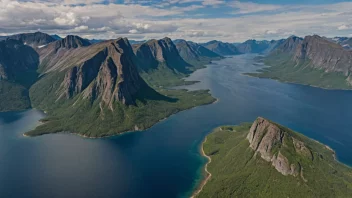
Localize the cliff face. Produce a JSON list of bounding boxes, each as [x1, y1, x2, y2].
[[133, 37, 190, 73], [60, 38, 142, 106], [293, 35, 352, 76], [175, 39, 222, 65], [247, 117, 313, 177], [8, 32, 56, 48], [201, 40, 240, 56]]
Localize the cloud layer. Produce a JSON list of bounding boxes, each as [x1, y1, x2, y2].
[[0, 0, 351, 42]]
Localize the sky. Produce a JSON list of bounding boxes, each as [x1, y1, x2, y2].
[[0, 0, 351, 42]]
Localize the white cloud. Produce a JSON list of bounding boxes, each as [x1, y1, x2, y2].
[[338, 24, 351, 30], [1, 0, 352, 42]]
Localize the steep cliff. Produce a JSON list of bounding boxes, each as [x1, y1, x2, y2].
[[0, 39, 39, 111], [175, 39, 223, 66], [198, 118, 352, 197], [201, 40, 241, 56], [247, 117, 313, 176]]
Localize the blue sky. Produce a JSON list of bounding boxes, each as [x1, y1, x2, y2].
[[1, 0, 352, 42]]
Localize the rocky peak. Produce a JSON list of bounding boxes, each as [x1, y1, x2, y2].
[[8, 32, 56, 47], [55, 35, 91, 50], [133, 38, 189, 73], [247, 117, 313, 178], [275, 35, 303, 54], [59, 37, 143, 107], [293, 35, 352, 76]]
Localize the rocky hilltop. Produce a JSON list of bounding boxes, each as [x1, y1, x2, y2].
[[201, 40, 240, 56], [197, 118, 352, 197], [247, 117, 312, 177], [8, 32, 56, 48], [0, 39, 39, 111], [175, 39, 223, 66]]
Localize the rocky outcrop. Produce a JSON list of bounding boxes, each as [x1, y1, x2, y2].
[[247, 117, 312, 178], [8, 32, 56, 48], [133, 37, 190, 73], [201, 40, 241, 56]]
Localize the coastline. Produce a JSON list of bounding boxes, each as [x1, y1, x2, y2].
[[191, 137, 212, 198], [23, 96, 219, 139]]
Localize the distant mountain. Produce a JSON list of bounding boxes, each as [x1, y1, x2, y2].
[[201, 40, 241, 56], [0, 39, 39, 111], [331, 37, 352, 50], [175, 39, 223, 66], [51, 34, 62, 40], [133, 37, 193, 87], [197, 117, 352, 197], [248, 35, 352, 89], [236, 39, 285, 54], [89, 39, 105, 44], [8, 32, 56, 48], [0, 36, 7, 41]]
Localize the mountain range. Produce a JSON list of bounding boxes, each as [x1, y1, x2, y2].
[[2, 31, 352, 136], [0, 32, 218, 137]]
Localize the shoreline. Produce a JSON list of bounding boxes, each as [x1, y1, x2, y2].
[[191, 137, 212, 198], [23, 97, 219, 139]]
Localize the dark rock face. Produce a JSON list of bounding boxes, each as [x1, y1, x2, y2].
[[201, 40, 241, 56], [175, 39, 222, 63], [293, 35, 352, 75], [133, 37, 190, 73], [8, 32, 56, 48], [0, 39, 39, 85], [55, 35, 91, 50], [57, 38, 143, 106], [247, 117, 313, 177]]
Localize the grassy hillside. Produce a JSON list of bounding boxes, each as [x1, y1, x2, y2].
[[0, 81, 31, 111], [246, 54, 351, 89], [196, 121, 352, 198]]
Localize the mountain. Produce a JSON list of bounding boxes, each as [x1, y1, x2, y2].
[[133, 37, 193, 87], [0, 39, 39, 111], [201, 40, 241, 56], [89, 39, 106, 44], [195, 117, 352, 197], [247, 35, 352, 89], [233, 39, 285, 54], [0, 36, 7, 41], [331, 37, 352, 50], [175, 39, 223, 67], [51, 34, 62, 40], [129, 40, 146, 45], [236, 39, 270, 53], [26, 36, 215, 137], [8, 32, 56, 48]]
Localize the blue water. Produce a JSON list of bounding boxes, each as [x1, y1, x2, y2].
[[1, 54, 352, 198]]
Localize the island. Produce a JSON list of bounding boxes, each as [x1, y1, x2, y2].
[[194, 117, 352, 197]]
